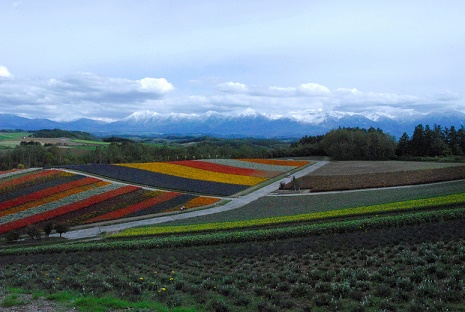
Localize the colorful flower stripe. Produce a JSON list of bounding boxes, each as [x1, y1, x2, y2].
[[184, 196, 220, 208], [0, 185, 139, 234], [128, 194, 196, 218], [161, 196, 220, 213], [240, 159, 310, 167], [0, 182, 120, 224], [0, 168, 39, 180], [0, 174, 83, 202], [0, 170, 66, 194], [0, 181, 109, 218], [202, 159, 299, 172], [117, 162, 266, 186], [168, 160, 278, 178], [63, 164, 249, 196], [43, 189, 152, 227], [1, 176, 100, 211], [85, 191, 181, 223]]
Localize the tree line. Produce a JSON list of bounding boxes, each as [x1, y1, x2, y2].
[[1, 124, 464, 170], [290, 125, 465, 160]]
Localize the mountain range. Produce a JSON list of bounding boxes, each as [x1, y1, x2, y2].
[[1, 109, 464, 139]]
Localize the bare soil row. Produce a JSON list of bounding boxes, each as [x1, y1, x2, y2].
[[286, 165, 465, 192]]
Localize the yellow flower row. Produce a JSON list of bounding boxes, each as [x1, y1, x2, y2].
[[111, 192, 465, 238], [117, 162, 266, 186]]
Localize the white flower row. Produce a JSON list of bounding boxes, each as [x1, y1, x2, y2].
[[0, 168, 40, 180]]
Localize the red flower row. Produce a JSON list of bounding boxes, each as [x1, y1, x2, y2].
[[0, 185, 139, 234], [85, 191, 181, 223], [0, 170, 63, 193], [168, 160, 277, 178], [1, 177, 100, 211]]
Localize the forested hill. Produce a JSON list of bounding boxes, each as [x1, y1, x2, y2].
[[31, 129, 97, 141]]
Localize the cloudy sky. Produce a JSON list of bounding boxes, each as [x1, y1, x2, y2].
[[1, 0, 464, 121]]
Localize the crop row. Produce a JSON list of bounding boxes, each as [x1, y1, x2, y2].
[[1, 176, 100, 210], [203, 159, 309, 172], [167, 160, 279, 178], [111, 192, 465, 238], [62, 164, 249, 196], [2, 207, 465, 255], [0, 183, 123, 225], [0, 168, 39, 180], [118, 162, 266, 186], [0, 170, 69, 195], [1, 174, 87, 202], [293, 165, 465, 192], [0, 169, 222, 233], [0, 181, 109, 219], [240, 158, 310, 167]]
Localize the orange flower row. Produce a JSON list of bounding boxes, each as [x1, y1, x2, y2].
[[184, 196, 220, 208], [0, 181, 109, 218]]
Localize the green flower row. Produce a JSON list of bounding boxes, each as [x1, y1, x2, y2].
[[2, 207, 465, 256], [111, 192, 465, 238]]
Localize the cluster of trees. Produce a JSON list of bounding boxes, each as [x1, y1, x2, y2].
[[4, 223, 69, 243], [290, 127, 396, 160], [397, 125, 465, 157], [291, 125, 465, 160]]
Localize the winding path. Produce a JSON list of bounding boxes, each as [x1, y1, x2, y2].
[[57, 160, 330, 240]]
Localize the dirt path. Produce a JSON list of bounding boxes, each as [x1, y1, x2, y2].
[[56, 161, 330, 240]]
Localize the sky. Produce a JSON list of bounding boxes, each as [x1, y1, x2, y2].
[[1, 0, 464, 122]]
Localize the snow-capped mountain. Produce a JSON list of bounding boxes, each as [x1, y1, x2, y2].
[[1, 109, 464, 138]]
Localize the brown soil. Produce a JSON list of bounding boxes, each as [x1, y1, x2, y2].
[[285, 161, 465, 192], [307, 160, 464, 176]]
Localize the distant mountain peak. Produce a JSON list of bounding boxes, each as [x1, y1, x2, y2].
[[1, 109, 464, 138]]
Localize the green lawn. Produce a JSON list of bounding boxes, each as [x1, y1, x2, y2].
[[70, 139, 110, 145], [0, 132, 31, 141]]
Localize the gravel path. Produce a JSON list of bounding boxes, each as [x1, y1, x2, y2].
[[56, 161, 329, 240]]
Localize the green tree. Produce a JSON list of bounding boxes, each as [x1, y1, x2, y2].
[[54, 223, 69, 238]]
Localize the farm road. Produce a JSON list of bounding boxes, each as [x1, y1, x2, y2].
[[57, 160, 330, 240]]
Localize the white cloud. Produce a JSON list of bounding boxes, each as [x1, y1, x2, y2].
[[0, 65, 11, 78], [0, 72, 463, 122], [139, 77, 174, 93], [216, 81, 248, 93], [298, 83, 331, 96], [0, 72, 175, 121]]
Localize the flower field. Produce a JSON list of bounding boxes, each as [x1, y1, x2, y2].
[[63, 159, 309, 196], [0, 169, 220, 235], [110, 192, 465, 238]]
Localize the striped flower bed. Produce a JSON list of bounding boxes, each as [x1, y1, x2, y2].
[[0, 169, 222, 234], [62, 164, 249, 196], [0, 170, 68, 195], [0, 168, 40, 180], [63, 159, 309, 196], [168, 160, 279, 178], [117, 162, 266, 186]]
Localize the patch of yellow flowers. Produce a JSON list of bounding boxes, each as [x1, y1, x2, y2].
[[118, 162, 266, 186]]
